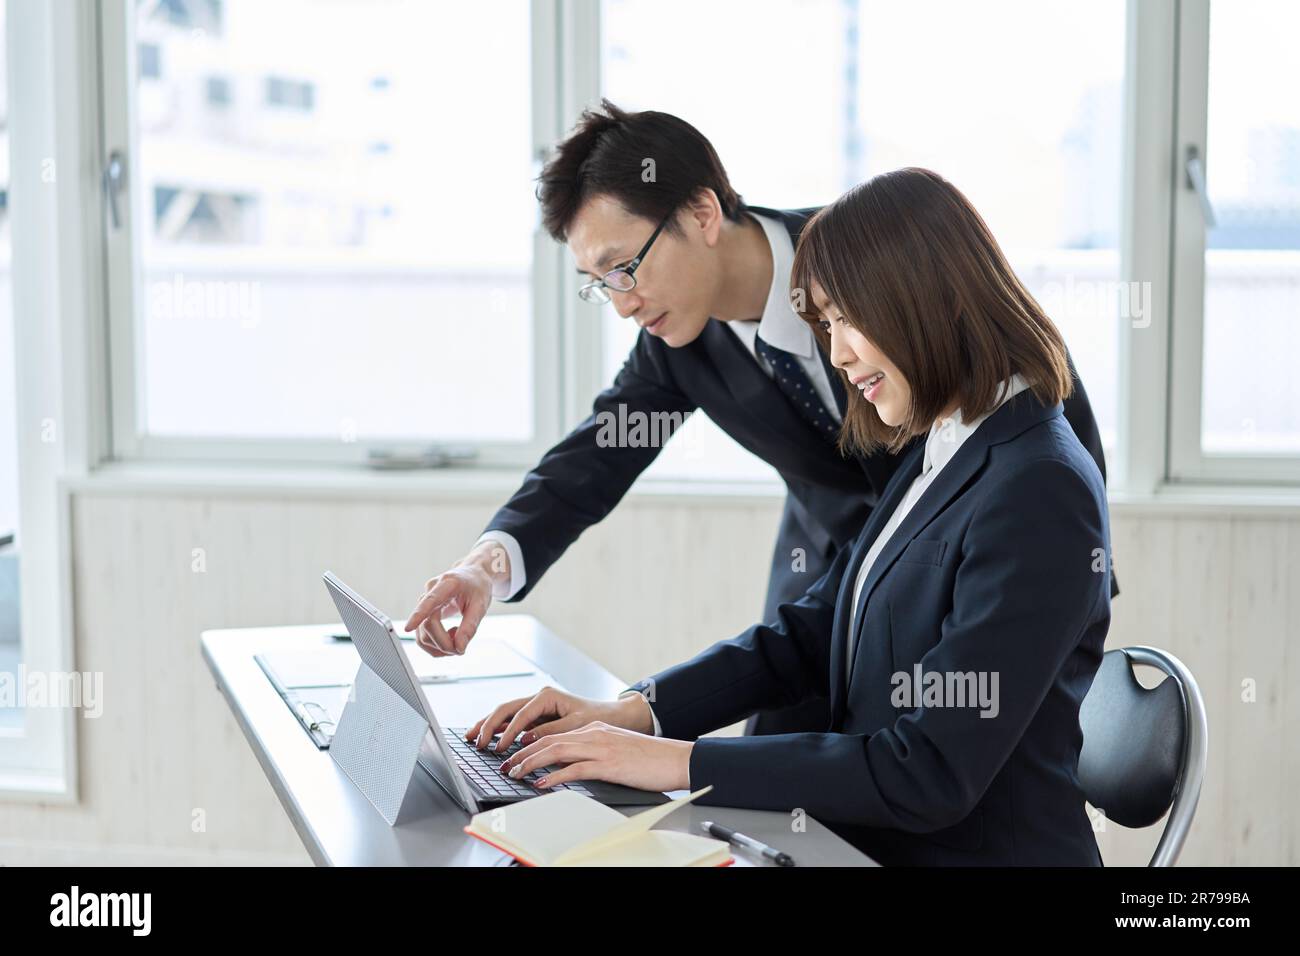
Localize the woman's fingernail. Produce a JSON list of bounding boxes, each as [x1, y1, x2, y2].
[[508, 765, 524, 779], [521, 732, 535, 744], [536, 776, 550, 788]]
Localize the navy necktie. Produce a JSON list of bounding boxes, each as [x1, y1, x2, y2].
[[753, 334, 840, 441]]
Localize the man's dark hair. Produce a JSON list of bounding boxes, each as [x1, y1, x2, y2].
[[537, 98, 746, 242]]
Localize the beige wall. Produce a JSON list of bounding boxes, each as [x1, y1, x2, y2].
[[0, 486, 1295, 866]]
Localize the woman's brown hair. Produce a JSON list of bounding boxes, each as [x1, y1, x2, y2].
[[791, 167, 1072, 455]]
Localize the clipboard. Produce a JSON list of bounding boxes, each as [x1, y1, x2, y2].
[[255, 655, 350, 748]]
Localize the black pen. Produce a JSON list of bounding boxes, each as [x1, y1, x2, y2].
[[701, 821, 796, 867]]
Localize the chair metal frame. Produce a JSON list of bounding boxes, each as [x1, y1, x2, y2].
[[1103, 646, 1209, 867]]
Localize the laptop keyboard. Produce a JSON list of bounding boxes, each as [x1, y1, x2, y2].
[[444, 728, 593, 799]]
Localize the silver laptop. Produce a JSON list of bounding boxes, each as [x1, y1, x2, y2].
[[322, 571, 668, 813]]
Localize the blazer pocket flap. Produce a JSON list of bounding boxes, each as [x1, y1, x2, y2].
[[898, 538, 948, 566]]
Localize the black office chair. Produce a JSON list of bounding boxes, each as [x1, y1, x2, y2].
[[1077, 646, 1208, 866]]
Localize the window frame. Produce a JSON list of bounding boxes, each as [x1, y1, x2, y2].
[[0, 0, 106, 798], [1166, 0, 1300, 485], [97, 0, 568, 469]]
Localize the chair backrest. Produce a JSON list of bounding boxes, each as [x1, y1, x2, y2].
[[1077, 646, 1208, 866]]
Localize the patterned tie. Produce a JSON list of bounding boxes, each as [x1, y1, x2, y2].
[[754, 334, 841, 441]]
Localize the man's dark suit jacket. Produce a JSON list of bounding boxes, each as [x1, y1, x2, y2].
[[484, 204, 1116, 734], [630, 390, 1112, 866]]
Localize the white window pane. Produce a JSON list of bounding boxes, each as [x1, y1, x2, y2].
[[602, 0, 1123, 481], [134, 0, 535, 443], [1201, 0, 1300, 455]]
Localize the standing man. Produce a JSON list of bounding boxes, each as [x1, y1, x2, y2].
[[405, 100, 1114, 737]]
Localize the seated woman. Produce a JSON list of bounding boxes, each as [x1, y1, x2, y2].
[[465, 168, 1113, 866]]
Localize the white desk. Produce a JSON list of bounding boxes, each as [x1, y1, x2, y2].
[[201, 615, 877, 867]]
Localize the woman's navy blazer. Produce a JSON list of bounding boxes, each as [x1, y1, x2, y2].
[[630, 388, 1112, 866]]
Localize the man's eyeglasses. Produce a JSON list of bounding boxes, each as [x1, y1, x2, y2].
[[577, 213, 672, 304]]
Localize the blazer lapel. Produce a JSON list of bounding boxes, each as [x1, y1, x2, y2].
[[841, 392, 1066, 694], [704, 319, 838, 459], [704, 204, 839, 455], [841, 438, 989, 693], [829, 443, 924, 721], [707, 318, 771, 410]]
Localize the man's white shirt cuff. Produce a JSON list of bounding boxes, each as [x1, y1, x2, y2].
[[474, 531, 525, 601]]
